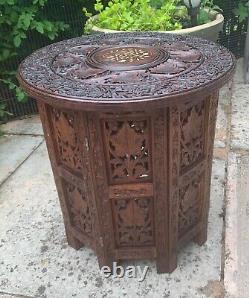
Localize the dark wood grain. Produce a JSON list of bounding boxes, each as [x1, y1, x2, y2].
[[18, 33, 235, 273]]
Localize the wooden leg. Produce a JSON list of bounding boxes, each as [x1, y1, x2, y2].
[[156, 258, 168, 274], [65, 227, 83, 250], [153, 107, 180, 274], [194, 94, 218, 247], [156, 252, 177, 274], [97, 255, 114, 272], [167, 253, 178, 273], [38, 102, 84, 251], [194, 226, 208, 246]]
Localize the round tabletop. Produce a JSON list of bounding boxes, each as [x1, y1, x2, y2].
[[18, 32, 235, 111]]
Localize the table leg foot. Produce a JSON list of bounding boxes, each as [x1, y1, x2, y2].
[[156, 253, 177, 273], [194, 228, 208, 246], [65, 229, 83, 250], [98, 256, 115, 273]]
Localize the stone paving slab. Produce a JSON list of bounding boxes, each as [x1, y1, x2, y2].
[[225, 154, 249, 298], [231, 84, 249, 150], [0, 135, 43, 185], [213, 81, 232, 161], [215, 102, 229, 150], [224, 153, 239, 298], [233, 59, 244, 85], [0, 142, 225, 298], [1, 116, 43, 136], [0, 293, 33, 298], [223, 59, 249, 298]]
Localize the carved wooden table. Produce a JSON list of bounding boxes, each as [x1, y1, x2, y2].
[[17, 32, 235, 273]]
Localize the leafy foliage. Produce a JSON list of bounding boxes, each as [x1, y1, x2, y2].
[[213, 0, 249, 23], [0, 0, 69, 103], [233, 1, 249, 23], [197, 0, 222, 25], [211, 0, 248, 57], [83, 0, 187, 32], [0, 101, 11, 124]]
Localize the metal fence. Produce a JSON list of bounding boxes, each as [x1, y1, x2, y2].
[[218, 0, 248, 57], [0, 0, 248, 122]]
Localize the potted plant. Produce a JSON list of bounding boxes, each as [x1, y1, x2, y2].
[[83, 0, 224, 42]]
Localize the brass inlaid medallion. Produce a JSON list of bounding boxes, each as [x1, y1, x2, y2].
[[102, 47, 150, 63], [86, 45, 169, 71]]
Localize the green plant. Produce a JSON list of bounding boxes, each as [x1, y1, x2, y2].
[[0, 102, 11, 126], [149, 0, 166, 8], [83, 0, 186, 33], [233, 1, 249, 23], [0, 0, 69, 103], [197, 0, 222, 25]]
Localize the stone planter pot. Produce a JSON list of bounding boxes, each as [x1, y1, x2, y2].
[[89, 10, 224, 42]]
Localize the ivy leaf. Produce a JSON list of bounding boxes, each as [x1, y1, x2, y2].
[[13, 35, 21, 47], [47, 32, 56, 40], [33, 0, 46, 6], [18, 12, 34, 30], [0, 0, 15, 4], [233, 3, 249, 23], [0, 103, 9, 118], [8, 81, 16, 90], [15, 87, 27, 102], [35, 22, 44, 33], [0, 49, 10, 61], [43, 20, 53, 31]]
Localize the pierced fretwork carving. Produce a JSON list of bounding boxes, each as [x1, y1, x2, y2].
[[180, 101, 205, 172], [102, 47, 151, 63], [65, 182, 92, 236], [178, 174, 203, 237], [112, 197, 154, 247], [103, 118, 151, 184], [50, 108, 82, 172]]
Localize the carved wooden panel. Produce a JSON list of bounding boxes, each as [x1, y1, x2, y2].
[[180, 101, 206, 172], [65, 181, 93, 237], [102, 117, 151, 184], [196, 93, 219, 244], [178, 174, 203, 238], [87, 114, 116, 268], [112, 197, 154, 247], [50, 108, 82, 172], [168, 106, 180, 269]]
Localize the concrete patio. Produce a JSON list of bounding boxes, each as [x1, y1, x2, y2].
[[0, 59, 248, 298]]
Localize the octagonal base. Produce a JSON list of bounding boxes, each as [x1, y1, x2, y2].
[[37, 91, 218, 273]]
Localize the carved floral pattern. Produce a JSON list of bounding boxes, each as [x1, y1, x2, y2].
[[112, 197, 154, 247], [180, 102, 205, 172], [178, 175, 202, 237], [19, 32, 235, 100], [169, 106, 180, 253], [50, 108, 82, 172], [103, 118, 151, 184], [51, 43, 202, 83], [65, 182, 92, 236]]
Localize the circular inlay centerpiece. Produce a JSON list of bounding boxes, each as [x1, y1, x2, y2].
[[86, 45, 169, 71]]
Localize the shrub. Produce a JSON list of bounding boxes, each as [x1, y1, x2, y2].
[[0, 0, 69, 105], [83, 0, 187, 33]]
